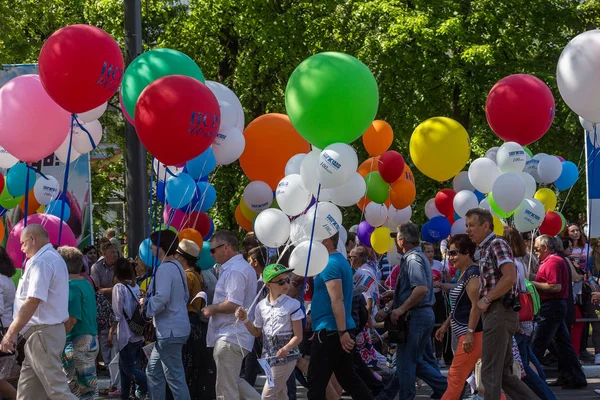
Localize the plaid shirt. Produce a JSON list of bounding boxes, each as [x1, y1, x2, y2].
[[476, 233, 517, 298]]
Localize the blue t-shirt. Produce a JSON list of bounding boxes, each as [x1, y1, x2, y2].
[[311, 252, 356, 332], [393, 247, 435, 309]]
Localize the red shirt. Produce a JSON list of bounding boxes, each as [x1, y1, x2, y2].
[[535, 254, 569, 301]]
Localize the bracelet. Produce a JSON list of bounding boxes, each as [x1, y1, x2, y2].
[[241, 318, 249, 324]]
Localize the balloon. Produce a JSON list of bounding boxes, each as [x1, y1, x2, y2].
[[329, 172, 366, 207], [0, 75, 70, 162], [554, 161, 578, 191], [524, 159, 541, 183], [78, 102, 108, 123], [557, 30, 600, 123], [371, 227, 394, 254], [205, 81, 245, 133], [468, 158, 500, 194], [254, 209, 291, 248], [204, 218, 214, 241], [197, 242, 216, 270], [492, 215, 505, 236], [357, 156, 380, 178], [363, 120, 393, 157], [513, 198, 545, 233], [33, 176, 60, 206], [537, 155, 563, 184], [285, 52, 379, 149], [165, 206, 211, 235], [191, 181, 217, 212], [422, 216, 451, 243], [19, 190, 41, 215], [217, 100, 238, 131], [453, 190, 479, 218], [289, 215, 309, 245], [240, 200, 258, 222], [285, 154, 307, 176], [534, 188, 557, 212], [365, 172, 389, 204], [487, 193, 514, 219], [425, 198, 443, 219], [304, 202, 342, 240], [139, 238, 161, 267], [518, 172, 537, 200], [235, 205, 254, 231], [357, 221, 375, 248], [300, 150, 322, 196], [276, 174, 312, 216], [39, 25, 124, 113], [156, 181, 166, 204], [55, 135, 81, 165], [485, 74, 555, 145], [289, 240, 329, 277], [165, 173, 196, 209], [434, 189, 456, 217], [539, 211, 563, 236], [318, 143, 358, 188], [7, 164, 36, 198], [72, 119, 102, 154], [365, 202, 388, 227], [135, 76, 220, 166], [178, 228, 203, 248], [186, 148, 216, 180], [451, 219, 467, 236], [212, 127, 245, 166], [453, 171, 475, 192], [240, 114, 311, 190], [496, 142, 526, 173], [243, 181, 274, 212], [410, 117, 470, 182], [579, 116, 595, 132], [389, 179, 415, 210], [45, 199, 71, 221], [0, 147, 18, 169], [388, 205, 412, 229], [379, 151, 405, 184], [492, 173, 525, 213], [485, 147, 500, 163], [0, 187, 22, 210], [119, 90, 135, 126], [555, 210, 567, 232]]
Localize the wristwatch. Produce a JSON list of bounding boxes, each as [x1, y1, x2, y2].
[[384, 306, 390, 313], [338, 330, 348, 337], [483, 296, 491, 305], [467, 328, 475, 333]]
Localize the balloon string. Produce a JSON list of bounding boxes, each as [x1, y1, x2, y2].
[[58, 115, 75, 246], [191, 165, 221, 231], [73, 115, 97, 151], [165, 167, 177, 177], [23, 164, 30, 227], [148, 156, 155, 237], [301, 184, 321, 302]]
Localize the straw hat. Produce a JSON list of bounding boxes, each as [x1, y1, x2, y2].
[[176, 239, 200, 261]]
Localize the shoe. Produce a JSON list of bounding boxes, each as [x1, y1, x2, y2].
[[562, 381, 588, 389], [595, 354, 600, 365], [594, 388, 600, 395], [580, 350, 595, 361], [548, 378, 570, 387], [108, 389, 121, 397]]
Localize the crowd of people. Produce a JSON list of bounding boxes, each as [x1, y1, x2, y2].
[[0, 207, 598, 399]]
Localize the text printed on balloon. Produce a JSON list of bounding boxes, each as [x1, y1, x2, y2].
[[96, 62, 123, 92]]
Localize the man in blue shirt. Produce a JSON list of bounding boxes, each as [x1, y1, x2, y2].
[[307, 231, 373, 400]]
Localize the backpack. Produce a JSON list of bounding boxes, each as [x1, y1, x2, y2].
[[122, 284, 152, 336], [525, 279, 540, 316]]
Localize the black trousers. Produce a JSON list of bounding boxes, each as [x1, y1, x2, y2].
[[307, 330, 374, 400]]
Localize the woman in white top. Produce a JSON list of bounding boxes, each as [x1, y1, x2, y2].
[[0, 248, 16, 399], [565, 223, 591, 269]]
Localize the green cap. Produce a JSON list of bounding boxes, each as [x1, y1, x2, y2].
[[262, 263, 294, 283]]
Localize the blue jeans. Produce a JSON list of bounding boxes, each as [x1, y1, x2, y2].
[[147, 335, 190, 400], [119, 340, 147, 400], [515, 333, 556, 400]]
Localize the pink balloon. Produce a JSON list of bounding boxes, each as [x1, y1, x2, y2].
[[0, 75, 71, 162], [163, 205, 187, 231], [556, 155, 565, 162], [6, 214, 77, 268], [119, 90, 135, 126]]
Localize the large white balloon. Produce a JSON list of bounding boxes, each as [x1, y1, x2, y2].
[[290, 215, 309, 244], [212, 126, 245, 165], [485, 146, 500, 163], [518, 172, 537, 200], [479, 198, 491, 211], [300, 150, 321, 196], [289, 240, 329, 277], [452, 171, 475, 192], [451, 219, 467, 236], [425, 198, 443, 219], [337, 226, 348, 258], [317, 143, 358, 188], [388, 205, 412, 229], [285, 153, 307, 176], [72, 119, 102, 154], [276, 174, 312, 216], [33, 175, 59, 205], [496, 142, 526, 173], [453, 190, 479, 218], [524, 159, 540, 183], [218, 100, 238, 130], [513, 198, 545, 233], [365, 202, 388, 227], [0, 146, 18, 169], [243, 181, 273, 212], [329, 172, 366, 207], [78, 102, 108, 123], [556, 30, 600, 123], [468, 158, 500, 194], [304, 201, 342, 240], [537, 155, 563, 184], [387, 243, 402, 265], [492, 173, 525, 213], [579, 116, 595, 132], [205, 81, 245, 131], [254, 209, 291, 248], [55, 136, 81, 164]]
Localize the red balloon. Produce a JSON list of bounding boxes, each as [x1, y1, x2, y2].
[[485, 74, 555, 146], [435, 189, 456, 217], [39, 24, 124, 113], [135, 76, 220, 166], [539, 211, 562, 236], [182, 212, 212, 237], [0, 173, 5, 197], [379, 151, 405, 184]]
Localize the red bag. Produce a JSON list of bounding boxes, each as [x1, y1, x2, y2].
[[518, 291, 535, 322]]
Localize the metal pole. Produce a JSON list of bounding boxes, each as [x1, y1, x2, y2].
[[124, 0, 147, 258]]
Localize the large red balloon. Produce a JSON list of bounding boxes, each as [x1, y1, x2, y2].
[[39, 24, 124, 113], [485, 74, 555, 146], [379, 151, 405, 184], [163, 205, 211, 237], [435, 189, 456, 217], [539, 211, 562, 236], [135, 76, 220, 166]]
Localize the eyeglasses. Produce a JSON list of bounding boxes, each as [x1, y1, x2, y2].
[[448, 250, 460, 257], [271, 277, 291, 286], [210, 243, 226, 254]]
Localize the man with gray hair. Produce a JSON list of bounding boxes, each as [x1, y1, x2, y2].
[[0, 224, 75, 399]]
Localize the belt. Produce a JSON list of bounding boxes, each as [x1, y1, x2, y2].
[[23, 323, 62, 340]]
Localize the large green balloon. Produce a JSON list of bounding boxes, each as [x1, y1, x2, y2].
[[0, 187, 22, 209], [285, 52, 379, 149], [121, 48, 205, 119], [365, 172, 389, 204]]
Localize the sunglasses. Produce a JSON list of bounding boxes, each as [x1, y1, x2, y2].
[[210, 243, 226, 254], [271, 277, 291, 286], [448, 250, 461, 257]]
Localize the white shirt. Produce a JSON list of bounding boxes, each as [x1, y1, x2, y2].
[[112, 283, 143, 351], [254, 294, 304, 337], [356, 264, 379, 303], [207, 254, 258, 351], [0, 274, 15, 327], [14, 244, 69, 333]]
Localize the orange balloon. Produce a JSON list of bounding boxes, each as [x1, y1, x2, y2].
[[239, 114, 311, 190], [235, 205, 254, 231], [401, 164, 415, 184], [390, 179, 416, 210], [362, 120, 394, 157], [357, 156, 380, 178], [356, 193, 391, 211], [178, 228, 203, 248], [19, 190, 41, 215], [0, 219, 4, 243]]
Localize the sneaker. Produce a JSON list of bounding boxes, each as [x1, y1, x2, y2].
[[438, 358, 446, 368], [580, 350, 595, 361], [595, 354, 600, 365], [108, 389, 121, 398]]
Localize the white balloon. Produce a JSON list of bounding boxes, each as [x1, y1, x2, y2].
[[524, 159, 541, 182], [537, 155, 563, 184], [300, 150, 321, 196], [218, 100, 238, 130], [485, 146, 500, 163], [289, 240, 329, 277], [387, 242, 402, 265], [304, 201, 342, 240], [365, 202, 388, 227], [152, 159, 184, 180], [451, 219, 467, 236], [77, 102, 108, 123], [468, 158, 500, 194], [0, 146, 19, 169], [254, 209, 291, 248], [496, 142, 526, 173], [492, 173, 525, 213], [518, 172, 537, 199], [329, 172, 366, 207], [388, 205, 412, 229], [33, 175, 60, 205], [72, 120, 103, 154], [243, 181, 273, 212], [425, 198, 443, 219], [579, 116, 595, 132], [55, 136, 81, 164], [479, 198, 491, 211], [317, 143, 358, 188], [319, 188, 332, 202], [276, 174, 312, 217], [205, 81, 245, 131], [452, 171, 475, 192], [285, 154, 307, 176], [337, 226, 348, 258], [290, 215, 310, 245], [513, 198, 545, 233], [349, 224, 358, 233], [212, 126, 245, 165], [453, 190, 479, 218]]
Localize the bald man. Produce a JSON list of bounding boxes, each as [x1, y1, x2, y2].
[[0, 224, 75, 399]]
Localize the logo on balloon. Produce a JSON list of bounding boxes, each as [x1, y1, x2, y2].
[[427, 228, 442, 240], [320, 151, 342, 174], [508, 150, 525, 162], [326, 214, 340, 231], [523, 209, 541, 223], [96, 62, 123, 92], [188, 111, 220, 139]]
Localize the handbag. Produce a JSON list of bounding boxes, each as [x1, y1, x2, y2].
[[123, 284, 152, 336], [384, 311, 410, 344], [518, 291, 535, 322]]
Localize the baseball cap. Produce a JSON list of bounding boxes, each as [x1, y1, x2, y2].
[[263, 263, 294, 283]]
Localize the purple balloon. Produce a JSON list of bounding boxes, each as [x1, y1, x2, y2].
[[555, 155, 565, 162], [357, 221, 375, 248]]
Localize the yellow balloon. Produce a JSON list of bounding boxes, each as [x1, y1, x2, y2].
[[534, 188, 557, 212], [492, 215, 504, 236], [240, 199, 258, 221], [370, 226, 394, 255], [410, 117, 470, 182]]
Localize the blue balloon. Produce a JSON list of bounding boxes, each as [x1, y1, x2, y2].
[[423, 216, 451, 243], [156, 181, 166, 204], [191, 182, 216, 212], [421, 222, 436, 243], [45, 199, 71, 221], [139, 238, 161, 267], [473, 190, 485, 202], [165, 173, 196, 208], [186, 148, 216, 180], [197, 241, 216, 270], [554, 161, 578, 191], [203, 218, 215, 241], [7, 163, 36, 197]]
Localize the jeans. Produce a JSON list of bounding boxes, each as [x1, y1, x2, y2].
[[514, 333, 556, 400], [147, 335, 191, 400], [119, 341, 147, 400]]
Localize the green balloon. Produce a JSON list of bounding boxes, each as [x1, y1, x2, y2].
[[0, 187, 22, 209], [555, 210, 566, 232], [121, 48, 205, 119], [11, 268, 22, 289], [158, 223, 179, 234], [365, 172, 389, 204], [488, 193, 514, 219], [285, 52, 379, 149], [523, 146, 533, 158]]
